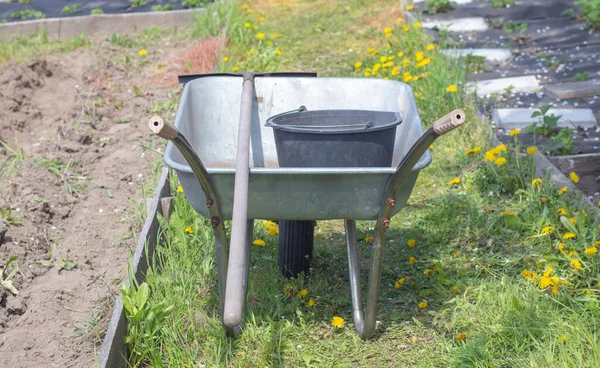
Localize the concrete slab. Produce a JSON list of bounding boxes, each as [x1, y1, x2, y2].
[[544, 81, 600, 99], [468, 75, 540, 97], [492, 108, 598, 129], [422, 17, 487, 32], [440, 48, 512, 63], [0, 9, 202, 40]]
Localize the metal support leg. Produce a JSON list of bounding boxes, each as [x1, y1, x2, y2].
[[345, 219, 386, 339]]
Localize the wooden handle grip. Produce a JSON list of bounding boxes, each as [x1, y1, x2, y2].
[[432, 109, 466, 135], [148, 116, 178, 140]]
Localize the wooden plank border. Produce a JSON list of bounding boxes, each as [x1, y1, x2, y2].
[[98, 168, 172, 368]]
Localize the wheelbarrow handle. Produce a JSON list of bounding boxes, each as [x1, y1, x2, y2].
[[148, 115, 229, 316], [348, 109, 466, 340]]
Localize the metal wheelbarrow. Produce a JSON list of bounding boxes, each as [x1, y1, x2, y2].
[[148, 73, 465, 339]]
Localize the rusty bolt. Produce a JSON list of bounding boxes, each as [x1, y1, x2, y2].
[[210, 216, 220, 228], [206, 198, 214, 208], [388, 198, 396, 207], [383, 218, 390, 228]]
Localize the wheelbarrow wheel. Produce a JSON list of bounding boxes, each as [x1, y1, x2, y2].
[[278, 220, 315, 278]]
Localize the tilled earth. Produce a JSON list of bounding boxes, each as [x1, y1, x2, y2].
[[0, 35, 221, 367]]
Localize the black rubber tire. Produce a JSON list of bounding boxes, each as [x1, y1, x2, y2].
[[278, 220, 315, 278]]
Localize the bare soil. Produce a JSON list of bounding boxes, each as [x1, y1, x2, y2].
[[0, 36, 221, 367]]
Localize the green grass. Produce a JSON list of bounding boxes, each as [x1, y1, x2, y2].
[[121, 1, 600, 366], [0, 27, 89, 64]]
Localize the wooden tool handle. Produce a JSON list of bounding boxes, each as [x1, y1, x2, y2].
[[148, 116, 178, 140], [432, 109, 466, 135]]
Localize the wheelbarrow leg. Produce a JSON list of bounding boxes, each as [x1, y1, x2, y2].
[[345, 219, 386, 338]]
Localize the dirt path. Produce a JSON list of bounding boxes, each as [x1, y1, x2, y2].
[[0, 35, 221, 367]]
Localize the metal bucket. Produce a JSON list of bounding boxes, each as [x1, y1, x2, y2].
[[266, 108, 402, 167]]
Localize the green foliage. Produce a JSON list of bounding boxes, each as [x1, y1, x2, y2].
[[151, 4, 174, 11], [535, 51, 548, 59], [525, 105, 561, 136], [91, 8, 104, 15], [62, 4, 80, 14], [0, 135, 25, 179], [490, 0, 515, 8], [129, 0, 147, 7], [182, 0, 208, 8], [0, 207, 22, 226], [107, 33, 134, 47], [574, 71, 589, 82], [0, 27, 89, 64], [33, 158, 90, 196], [424, 0, 454, 14], [575, 0, 600, 30], [121, 273, 174, 366], [503, 21, 528, 33], [548, 128, 576, 156], [10, 10, 45, 20], [1, 256, 19, 296]]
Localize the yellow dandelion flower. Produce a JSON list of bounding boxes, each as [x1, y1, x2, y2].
[[412, 76, 419, 81], [485, 151, 497, 162], [449, 177, 461, 185], [418, 301, 428, 309], [256, 32, 265, 39], [395, 278, 405, 288], [494, 157, 507, 166], [522, 269, 532, 278], [397, 17, 404, 23], [185, 226, 193, 234], [541, 226, 553, 234], [407, 239, 416, 248], [247, 9, 254, 13], [409, 257, 417, 265], [403, 72, 412, 82], [368, 47, 376, 53], [558, 242, 565, 250], [365, 236, 373, 243], [244, 22, 251, 28], [354, 61, 362, 69], [232, 66, 240, 72], [298, 289, 308, 298], [557, 207, 567, 215], [456, 332, 467, 342], [560, 334, 567, 342], [397, 51, 404, 57], [584, 247, 598, 255], [527, 146, 538, 155], [500, 211, 517, 217], [509, 129, 520, 136], [139, 49, 148, 56], [307, 298, 315, 307], [332, 316, 345, 328], [569, 172, 580, 183], [406, 5, 414, 10], [267, 225, 279, 236], [451, 285, 458, 292], [384, 27, 392, 34], [275, 49, 282, 56], [570, 217, 577, 224], [427, 44, 435, 51], [263, 220, 276, 228], [222, 56, 229, 62], [416, 51, 424, 61], [571, 259, 581, 270], [563, 232, 576, 240], [414, 22, 422, 28], [258, 16, 265, 21], [532, 178, 543, 187], [446, 85, 458, 92], [466, 147, 481, 155], [252, 239, 266, 246], [176, 184, 183, 193], [424, 269, 432, 275]]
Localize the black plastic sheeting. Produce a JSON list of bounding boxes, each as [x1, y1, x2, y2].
[[0, 0, 208, 23]]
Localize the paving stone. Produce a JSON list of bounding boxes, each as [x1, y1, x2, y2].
[[544, 81, 600, 99], [467, 75, 540, 97], [492, 108, 598, 129], [422, 17, 488, 32], [440, 48, 512, 63]]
